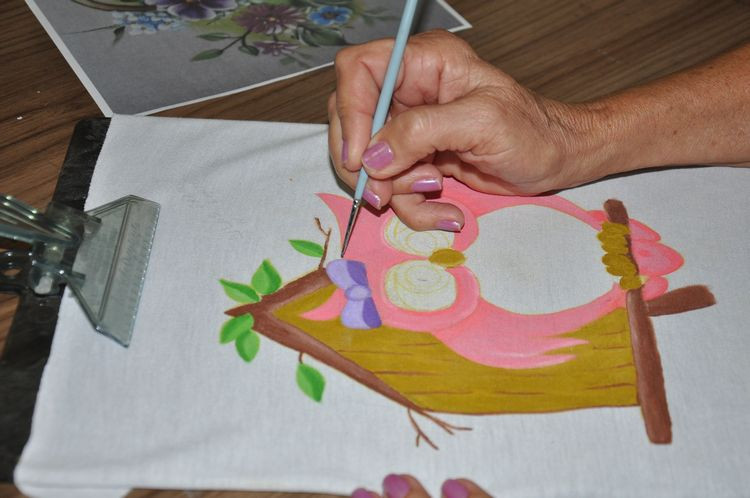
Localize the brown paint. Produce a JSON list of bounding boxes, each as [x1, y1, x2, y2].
[[605, 199, 672, 444], [225, 269, 461, 437], [646, 285, 716, 316]]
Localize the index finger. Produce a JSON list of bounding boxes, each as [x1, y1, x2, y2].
[[334, 39, 397, 172]]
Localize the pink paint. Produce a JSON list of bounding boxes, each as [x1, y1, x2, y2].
[[303, 179, 683, 369]]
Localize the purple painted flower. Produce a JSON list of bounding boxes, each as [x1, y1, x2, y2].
[[254, 40, 296, 56], [235, 4, 305, 35], [144, 0, 237, 21]]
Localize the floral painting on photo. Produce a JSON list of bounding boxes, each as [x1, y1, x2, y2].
[[28, 0, 467, 114], [73, 0, 403, 67]]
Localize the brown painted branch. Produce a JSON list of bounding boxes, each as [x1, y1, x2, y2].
[[604, 199, 671, 444], [646, 285, 716, 316], [314, 217, 331, 270], [225, 268, 435, 421]]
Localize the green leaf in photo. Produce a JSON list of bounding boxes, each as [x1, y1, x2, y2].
[[192, 49, 224, 61], [219, 279, 260, 303], [296, 363, 326, 402], [235, 330, 260, 363], [289, 239, 324, 258], [220, 314, 254, 344], [301, 27, 347, 47], [239, 45, 259, 55], [198, 32, 232, 41], [251, 260, 282, 295]]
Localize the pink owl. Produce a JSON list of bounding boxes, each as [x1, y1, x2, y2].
[[303, 179, 683, 370]]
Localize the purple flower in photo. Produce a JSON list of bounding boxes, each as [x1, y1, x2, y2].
[[254, 41, 296, 56], [144, 0, 237, 21], [235, 4, 305, 35]]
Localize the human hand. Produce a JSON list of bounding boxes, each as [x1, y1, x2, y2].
[[352, 473, 491, 498], [328, 30, 606, 231]]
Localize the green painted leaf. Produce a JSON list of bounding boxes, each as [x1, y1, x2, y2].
[[289, 239, 324, 258], [220, 314, 253, 344], [251, 260, 282, 295], [235, 330, 260, 363], [296, 363, 326, 402], [239, 45, 259, 55], [219, 279, 260, 303], [198, 32, 232, 41], [301, 27, 347, 47], [192, 49, 223, 61]]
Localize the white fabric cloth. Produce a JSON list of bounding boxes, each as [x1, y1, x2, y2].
[[15, 115, 750, 496]]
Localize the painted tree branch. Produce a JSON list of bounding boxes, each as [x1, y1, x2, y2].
[[225, 268, 460, 441], [604, 199, 672, 444], [646, 285, 715, 316]]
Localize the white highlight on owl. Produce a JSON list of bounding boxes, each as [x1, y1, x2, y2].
[[384, 216, 454, 256], [385, 260, 457, 311], [383, 217, 458, 311]]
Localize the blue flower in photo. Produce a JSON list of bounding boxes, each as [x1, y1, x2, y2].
[[308, 6, 352, 26], [112, 11, 184, 34]]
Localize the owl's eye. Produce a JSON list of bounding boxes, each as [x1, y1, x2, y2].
[[383, 216, 454, 256], [384, 260, 457, 311]]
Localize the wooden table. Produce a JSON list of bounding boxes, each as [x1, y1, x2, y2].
[[1, 0, 749, 496]]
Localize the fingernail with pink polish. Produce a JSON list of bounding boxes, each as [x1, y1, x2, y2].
[[351, 488, 373, 498], [341, 139, 349, 165], [436, 220, 462, 232], [363, 189, 382, 210], [442, 479, 470, 498], [383, 474, 411, 498], [411, 178, 442, 193], [361, 141, 393, 170]]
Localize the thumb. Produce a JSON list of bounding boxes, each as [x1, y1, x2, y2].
[[360, 98, 485, 180]]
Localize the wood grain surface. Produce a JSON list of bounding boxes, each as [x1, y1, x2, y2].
[[1, 0, 749, 496]]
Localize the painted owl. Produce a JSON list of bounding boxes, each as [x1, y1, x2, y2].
[[303, 178, 683, 369]]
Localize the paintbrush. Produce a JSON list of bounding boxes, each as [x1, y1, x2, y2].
[[340, 0, 420, 257]]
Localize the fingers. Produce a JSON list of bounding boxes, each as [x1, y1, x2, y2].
[[333, 31, 483, 174], [441, 478, 493, 498], [334, 38, 396, 173], [329, 91, 393, 208], [330, 92, 446, 208], [352, 476, 492, 498], [360, 97, 488, 181], [383, 474, 430, 498], [390, 193, 464, 232]]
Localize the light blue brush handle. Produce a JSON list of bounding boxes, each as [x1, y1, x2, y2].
[[353, 0, 419, 202]]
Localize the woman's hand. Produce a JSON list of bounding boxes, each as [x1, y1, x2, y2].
[[328, 30, 604, 231], [352, 473, 491, 498]]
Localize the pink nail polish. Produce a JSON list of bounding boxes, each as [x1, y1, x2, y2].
[[363, 189, 382, 210], [361, 141, 393, 170], [351, 488, 373, 498], [383, 474, 411, 498], [411, 178, 442, 193], [436, 220, 462, 232], [341, 139, 349, 165], [442, 479, 469, 498]]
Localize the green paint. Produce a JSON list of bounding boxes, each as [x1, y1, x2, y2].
[[235, 330, 261, 363], [220, 314, 254, 344], [252, 260, 282, 295], [219, 279, 260, 303], [289, 239, 325, 258], [296, 363, 326, 402]]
